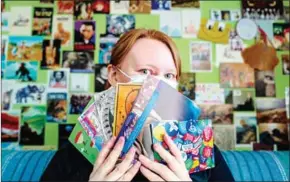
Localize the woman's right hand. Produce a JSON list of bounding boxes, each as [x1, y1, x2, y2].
[[89, 136, 141, 181]]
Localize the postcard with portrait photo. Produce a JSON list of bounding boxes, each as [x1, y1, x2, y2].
[[99, 34, 119, 64], [92, 0, 110, 14], [195, 83, 225, 105], [74, 20, 96, 51], [286, 87, 289, 119], [230, 9, 241, 21], [47, 93, 67, 123], [74, 1, 93, 20], [171, 0, 199, 8], [221, 10, 231, 21], [5, 61, 38, 82], [41, 39, 61, 69], [181, 9, 200, 38], [273, 23, 290, 51], [57, 0, 74, 14], [210, 9, 221, 21], [20, 106, 46, 145], [110, 0, 129, 14], [48, 69, 69, 90], [7, 36, 43, 61], [213, 125, 235, 150], [234, 113, 257, 146], [32, 7, 53, 36], [52, 15, 73, 47], [12, 83, 47, 105], [95, 64, 108, 93], [178, 72, 195, 100], [58, 124, 75, 149], [62, 51, 94, 73], [151, 0, 171, 10], [1, 80, 16, 111], [281, 54, 290, 75], [220, 63, 255, 88], [198, 104, 233, 125], [129, 0, 151, 14], [69, 93, 92, 115], [106, 15, 135, 37], [1, 110, 20, 142], [190, 41, 212, 72], [256, 98, 288, 124], [233, 90, 255, 112], [70, 73, 89, 92], [9, 6, 32, 35], [255, 70, 276, 97], [1, 12, 9, 32]]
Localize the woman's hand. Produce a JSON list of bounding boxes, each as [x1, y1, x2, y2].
[[89, 136, 141, 181], [139, 134, 191, 181]]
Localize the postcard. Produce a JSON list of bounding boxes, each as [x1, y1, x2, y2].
[[20, 106, 46, 145], [255, 70, 276, 97], [234, 113, 257, 146], [230, 9, 241, 21], [99, 34, 119, 64], [229, 29, 244, 51], [69, 93, 92, 114], [195, 83, 225, 104], [212, 125, 235, 150], [74, 1, 93, 20], [58, 124, 75, 149], [210, 9, 222, 21], [153, 11, 182, 37], [178, 73, 195, 100], [273, 23, 290, 51], [286, 87, 289, 119], [10, 6, 32, 35], [221, 10, 231, 21], [52, 15, 73, 47], [62, 51, 94, 73], [95, 64, 108, 92], [7, 36, 43, 61], [1, 12, 9, 32], [259, 123, 289, 151], [1, 1, 5, 12], [1, 80, 16, 111], [233, 90, 255, 111], [151, 0, 171, 10], [284, 5, 290, 22], [32, 7, 53, 36], [224, 89, 233, 104], [190, 41, 212, 72], [70, 73, 89, 92], [129, 0, 151, 14], [171, 0, 199, 8], [106, 15, 135, 37], [256, 98, 288, 124], [256, 20, 274, 41], [5, 61, 38, 82], [41, 39, 61, 69], [198, 104, 233, 125], [110, 0, 129, 14], [220, 63, 255, 88], [1, 110, 20, 142], [47, 93, 67, 123], [1, 35, 8, 61], [57, 0, 74, 14], [48, 69, 69, 90], [282, 54, 290, 75], [215, 44, 245, 67], [92, 0, 110, 14], [74, 20, 96, 51], [1, 60, 6, 79], [181, 9, 200, 38]]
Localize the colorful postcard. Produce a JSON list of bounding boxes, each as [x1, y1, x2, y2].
[[195, 84, 225, 105], [99, 34, 118, 64], [106, 15, 135, 37], [32, 7, 53, 36], [5, 61, 38, 82], [220, 63, 255, 88], [1, 80, 16, 111], [20, 106, 46, 145], [151, 0, 171, 10], [282, 54, 290, 75], [153, 11, 182, 37], [74, 1, 93, 20], [92, 0, 110, 14], [259, 123, 289, 151], [198, 104, 233, 125], [171, 0, 199, 8], [181, 9, 200, 38], [62, 51, 94, 73], [235, 113, 257, 146], [212, 125, 235, 150], [52, 15, 73, 47], [1, 110, 20, 142], [233, 90, 255, 111], [256, 98, 288, 124], [286, 87, 289, 119], [7, 36, 43, 61], [10, 6, 32, 35], [58, 124, 75, 149], [110, 0, 129, 14], [57, 0, 74, 14], [190, 41, 212, 72], [70, 73, 89, 92], [129, 0, 151, 14], [221, 10, 231, 21], [273, 23, 290, 51], [95, 64, 108, 92], [1, 35, 8, 61], [12, 83, 47, 105], [74, 21, 96, 51], [1, 12, 9, 32], [69, 93, 92, 114], [41, 39, 61, 69], [47, 93, 67, 123], [178, 73, 195, 100], [256, 20, 274, 41], [48, 69, 69, 90], [215, 44, 245, 67], [255, 70, 276, 97]]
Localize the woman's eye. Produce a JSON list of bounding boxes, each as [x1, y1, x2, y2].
[[164, 73, 176, 79], [139, 69, 151, 75]]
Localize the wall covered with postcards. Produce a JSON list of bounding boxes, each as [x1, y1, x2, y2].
[[1, 0, 289, 151]]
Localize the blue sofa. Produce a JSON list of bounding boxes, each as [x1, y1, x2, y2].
[[1, 150, 289, 181]]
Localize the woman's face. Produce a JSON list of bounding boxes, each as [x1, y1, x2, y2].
[[108, 38, 177, 86]]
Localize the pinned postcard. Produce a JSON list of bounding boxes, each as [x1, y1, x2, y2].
[[69, 93, 92, 115], [32, 7, 53, 36], [70, 73, 89, 92], [1, 110, 20, 142], [41, 39, 61, 69], [153, 11, 182, 37], [215, 44, 245, 67], [1, 35, 8, 62], [12, 83, 47, 105], [285, 87, 289, 119], [99, 34, 119, 64], [195, 84, 225, 105], [178, 73, 195, 100], [171, 0, 200, 8], [151, 0, 171, 10], [273, 23, 290, 51], [199, 104, 233, 125], [57, 0, 74, 14], [1, 12, 9, 32], [181, 10, 200, 38], [254, 70, 276, 97], [281, 54, 290, 75], [62, 51, 94, 73], [9, 6, 32, 35], [5, 61, 38, 82], [110, 0, 129, 14], [52, 15, 73, 47], [190, 41, 212, 72], [95, 64, 109, 93], [212, 125, 235, 150], [48, 69, 69, 90], [129, 0, 151, 14], [1, 80, 16, 111], [106, 15, 135, 37], [74, 1, 93, 20], [59, 124, 75, 149], [233, 90, 255, 111], [47, 93, 67, 123], [92, 0, 110, 14], [74, 21, 96, 51]]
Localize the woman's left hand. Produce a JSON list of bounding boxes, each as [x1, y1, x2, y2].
[[139, 134, 191, 181]]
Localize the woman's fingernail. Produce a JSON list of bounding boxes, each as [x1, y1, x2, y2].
[[153, 144, 159, 149], [130, 147, 136, 154], [117, 137, 124, 145]]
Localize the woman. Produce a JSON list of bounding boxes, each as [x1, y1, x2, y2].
[[41, 29, 234, 181]]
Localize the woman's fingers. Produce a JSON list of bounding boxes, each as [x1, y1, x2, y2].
[[163, 134, 184, 164], [118, 161, 141, 181], [140, 166, 164, 181]]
